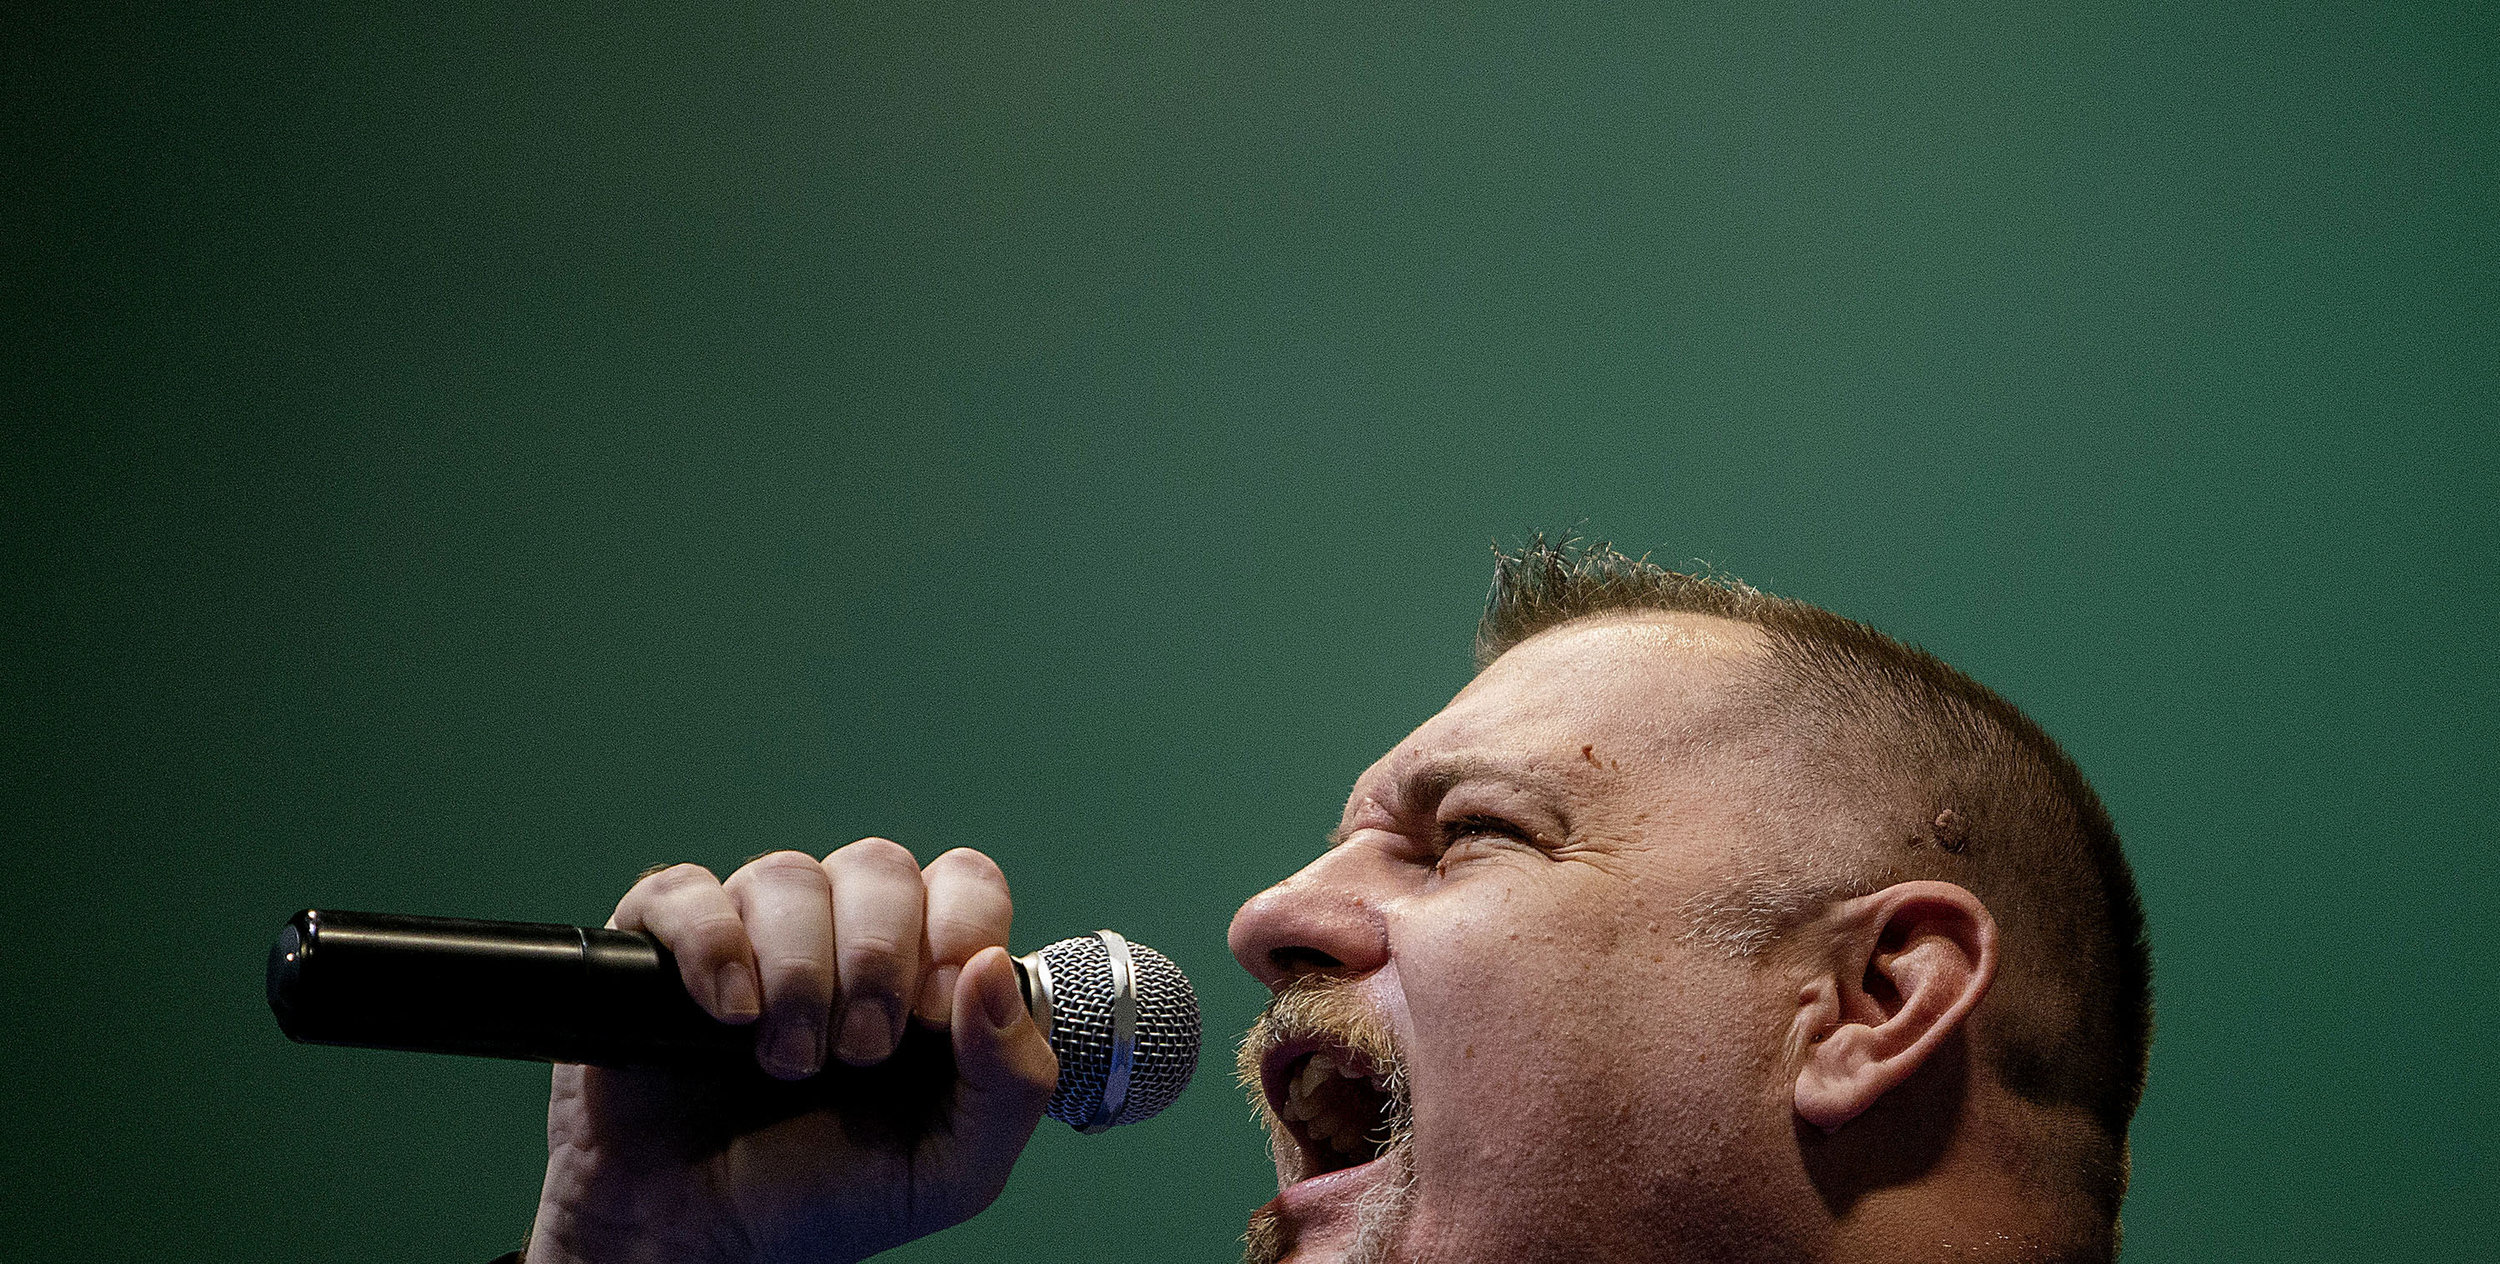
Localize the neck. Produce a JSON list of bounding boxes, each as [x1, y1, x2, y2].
[[1817, 1161, 2109, 1264], [1794, 1055, 2113, 1264]]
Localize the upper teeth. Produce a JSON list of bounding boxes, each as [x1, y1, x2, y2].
[[1281, 1052, 1381, 1154]]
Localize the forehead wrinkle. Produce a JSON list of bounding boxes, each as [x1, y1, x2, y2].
[[1331, 618, 1765, 855]]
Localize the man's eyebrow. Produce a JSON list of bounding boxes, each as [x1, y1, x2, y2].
[[1324, 755, 1577, 849], [1409, 754, 1579, 802]]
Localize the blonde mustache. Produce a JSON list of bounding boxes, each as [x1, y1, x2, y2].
[[1236, 975, 1411, 1168], [1236, 976, 1421, 1264]]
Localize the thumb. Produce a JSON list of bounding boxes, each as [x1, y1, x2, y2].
[[946, 946, 1058, 1158]]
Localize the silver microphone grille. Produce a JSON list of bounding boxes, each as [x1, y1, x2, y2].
[[1020, 931, 1200, 1132]]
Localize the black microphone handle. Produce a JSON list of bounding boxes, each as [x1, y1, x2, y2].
[[268, 909, 984, 1072]]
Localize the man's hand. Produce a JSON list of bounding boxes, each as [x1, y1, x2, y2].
[[522, 841, 1058, 1264]]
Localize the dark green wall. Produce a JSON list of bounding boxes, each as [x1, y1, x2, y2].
[[7, 4, 2493, 1260]]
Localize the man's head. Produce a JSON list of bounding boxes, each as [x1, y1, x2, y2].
[[1229, 537, 2151, 1263]]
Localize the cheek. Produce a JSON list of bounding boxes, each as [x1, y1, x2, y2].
[[1391, 876, 1788, 1210]]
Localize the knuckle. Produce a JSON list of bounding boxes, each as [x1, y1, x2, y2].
[[727, 849, 827, 890], [925, 847, 1005, 884], [639, 862, 719, 897], [839, 931, 911, 966], [839, 939, 913, 989], [677, 911, 749, 955], [927, 914, 1005, 954], [618, 864, 725, 929], [830, 836, 919, 875], [757, 955, 835, 999]]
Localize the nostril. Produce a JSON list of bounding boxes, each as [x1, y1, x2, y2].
[[1269, 946, 1343, 975]]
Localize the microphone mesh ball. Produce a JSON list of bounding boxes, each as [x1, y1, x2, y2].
[[1034, 933, 1201, 1129]]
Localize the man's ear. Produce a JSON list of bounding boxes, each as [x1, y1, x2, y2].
[[1789, 880, 1999, 1132]]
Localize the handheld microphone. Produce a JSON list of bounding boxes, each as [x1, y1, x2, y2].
[[266, 909, 1201, 1132]]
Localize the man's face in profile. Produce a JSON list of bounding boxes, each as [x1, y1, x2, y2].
[[1230, 616, 1820, 1263]]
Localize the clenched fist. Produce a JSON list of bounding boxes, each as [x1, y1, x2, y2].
[[522, 841, 1057, 1264]]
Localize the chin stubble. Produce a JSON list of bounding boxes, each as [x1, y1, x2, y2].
[[1237, 978, 1419, 1264]]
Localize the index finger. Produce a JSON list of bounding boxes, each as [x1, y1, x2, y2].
[[913, 847, 1015, 1027]]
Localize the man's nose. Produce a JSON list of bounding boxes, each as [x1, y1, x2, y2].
[[1227, 843, 1394, 989]]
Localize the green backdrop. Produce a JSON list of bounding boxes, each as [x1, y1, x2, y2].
[[7, 4, 2494, 1260]]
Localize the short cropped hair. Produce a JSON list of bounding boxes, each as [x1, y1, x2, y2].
[[1476, 535, 2152, 1208]]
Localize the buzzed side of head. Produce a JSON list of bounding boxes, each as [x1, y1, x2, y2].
[[1474, 534, 2153, 1216]]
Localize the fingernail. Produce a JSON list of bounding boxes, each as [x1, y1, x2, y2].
[[837, 998, 898, 1065], [714, 963, 760, 1022], [979, 961, 1026, 1030], [768, 1013, 824, 1077]]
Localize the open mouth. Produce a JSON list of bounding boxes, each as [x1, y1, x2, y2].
[[1261, 1041, 1399, 1179]]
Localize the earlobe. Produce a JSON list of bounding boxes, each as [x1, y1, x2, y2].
[[1790, 881, 1998, 1132]]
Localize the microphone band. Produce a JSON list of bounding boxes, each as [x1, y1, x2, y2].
[[1083, 928, 1137, 1133]]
